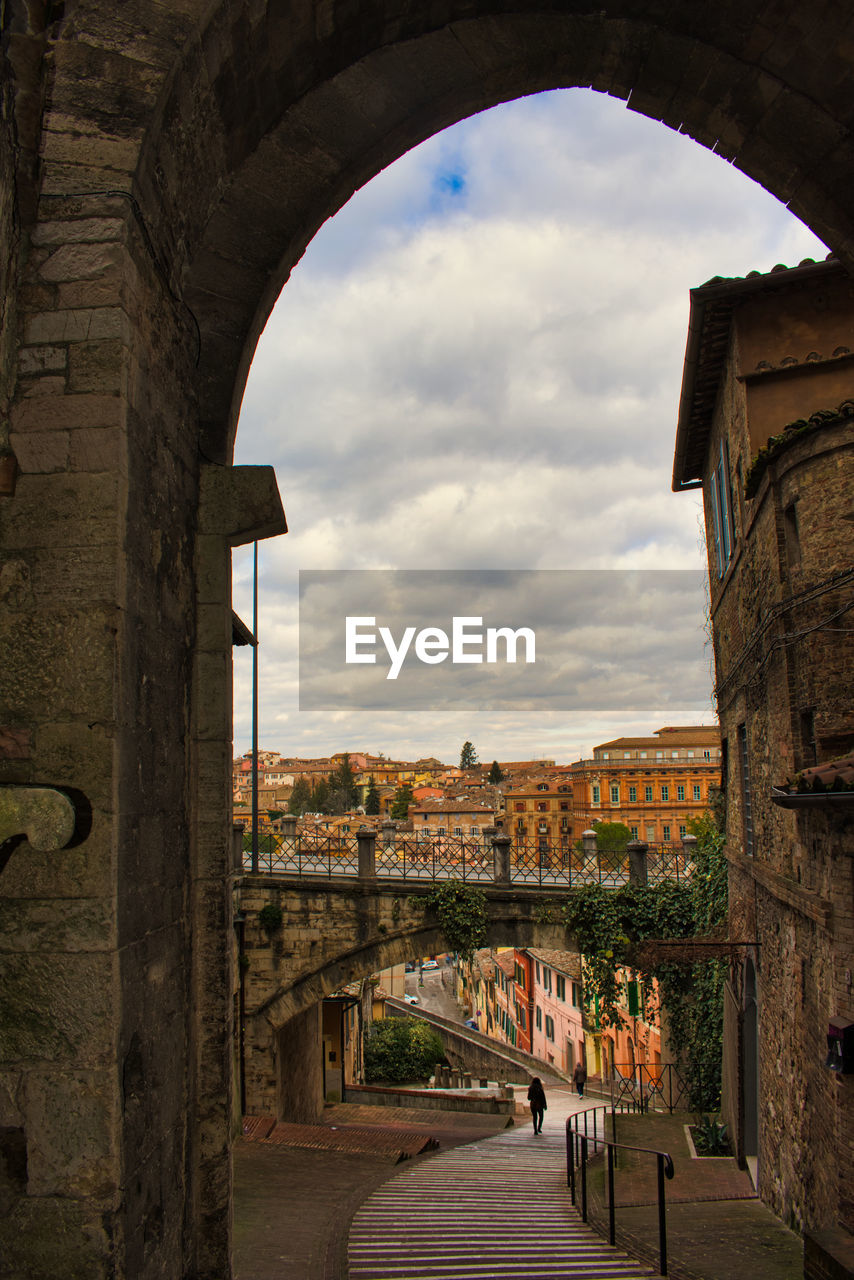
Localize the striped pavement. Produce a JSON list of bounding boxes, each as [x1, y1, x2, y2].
[[348, 1090, 654, 1279]]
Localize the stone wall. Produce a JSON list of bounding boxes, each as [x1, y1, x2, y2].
[[699, 275, 854, 1237]]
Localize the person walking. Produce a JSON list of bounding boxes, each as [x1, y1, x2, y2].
[[573, 1059, 587, 1098], [527, 1076, 546, 1134]]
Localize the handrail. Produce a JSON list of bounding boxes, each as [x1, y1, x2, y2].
[[565, 1110, 675, 1276]]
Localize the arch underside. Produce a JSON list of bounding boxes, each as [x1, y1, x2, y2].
[[126, 3, 854, 462]]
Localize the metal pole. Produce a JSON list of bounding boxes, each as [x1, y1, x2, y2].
[[657, 1152, 668, 1276], [581, 1136, 588, 1222], [251, 540, 259, 874], [607, 1144, 616, 1245]]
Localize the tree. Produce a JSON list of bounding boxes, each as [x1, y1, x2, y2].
[[287, 777, 311, 816], [325, 753, 359, 814], [589, 820, 632, 851], [390, 783, 414, 820], [365, 776, 381, 815], [364, 1018, 445, 1083], [459, 741, 478, 769], [488, 759, 504, 783]]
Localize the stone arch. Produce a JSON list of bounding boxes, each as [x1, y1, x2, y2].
[[238, 882, 570, 1118], [132, 2, 854, 462]]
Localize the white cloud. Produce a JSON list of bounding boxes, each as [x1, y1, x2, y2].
[[232, 87, 826, 762]]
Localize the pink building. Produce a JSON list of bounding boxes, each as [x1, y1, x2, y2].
[[529, 949, 585, 1076]]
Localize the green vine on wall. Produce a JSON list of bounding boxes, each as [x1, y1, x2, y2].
[[561, 813, 728, 1111], [425, 879, 488, 960]]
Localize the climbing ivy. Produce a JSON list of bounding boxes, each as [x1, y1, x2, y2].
[[561, 813, 728, 1111], [425, 879, 488, 960]]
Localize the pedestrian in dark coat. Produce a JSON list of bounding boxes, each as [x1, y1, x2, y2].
[[573, 1060, 588, 1098], [527, 1076, 546, 1134]]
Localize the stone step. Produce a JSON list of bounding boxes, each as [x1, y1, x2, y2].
[[348, 1118, 654, 1280]]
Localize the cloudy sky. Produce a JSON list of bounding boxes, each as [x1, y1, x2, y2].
[[232, 87, 826, 766]]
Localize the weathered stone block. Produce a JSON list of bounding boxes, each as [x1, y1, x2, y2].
[[24, 306, 129, 345], [18, 345, 66, 375], [21, 1068, 119, 1198], [0, 952, 115, 1065], [68, 338, 126, 394]]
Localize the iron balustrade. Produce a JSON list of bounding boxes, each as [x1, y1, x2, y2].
[[240, 828, 694, 889], [565, 1106, 675, 1276], [608, 1063, 689, 1115]]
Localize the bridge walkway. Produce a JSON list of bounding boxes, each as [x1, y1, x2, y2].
[[348, 1086, 654, 1279]]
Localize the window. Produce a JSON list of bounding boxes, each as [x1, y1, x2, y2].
[[639, 751, 647, 759], [535, 962, 540, 981], [626, 980, 640, 1017], [693, 785, 701, 801], [644, 785, 653, 802], [559, 801, 569, 811], [556, 975, 566, 1001], [671, 751, 679, 759], [656, 750, 664, 759], [470, 825, 479, 836], [645, 824, 656, 841], [610, 784, 619, 803], [536, 1006, 542, 1030], [630, 825, 639, 839], [628, 785, 637, 802], [678, 824, 687, 838], [662, 824, 671, 841], [545, 1015, 555, 1041], [592, 785, 600, 804], [537, 801, 547, 811], [677, 785, 685, 802], [661, 785, 669, 801], [624, 752, 631, 759], [537, 782, 549, 791], [516, 819, 526, 832], [687, 750, 694, 759], [515, 802, 525, 812], [710, 438, 735, 578], [437, 826, 446, 835], [454, 826, 462, 836], [571, 982, 581, 1007], [703, 749, 712, 760], [602, 752, 610, 759]]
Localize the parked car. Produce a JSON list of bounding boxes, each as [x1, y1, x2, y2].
[[404, 994, 419, 1005], [421, 959, 439, 971]]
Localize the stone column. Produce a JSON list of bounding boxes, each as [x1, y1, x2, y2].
[[627, 840, 649, 886], [357, 827, 377, 879], [492, 833, 511, 885]]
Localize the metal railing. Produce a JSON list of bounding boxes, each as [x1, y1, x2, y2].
[[240, 825, 696, 890], [566, 1106, 675, 1276], [609, 1063, 690, 1114]]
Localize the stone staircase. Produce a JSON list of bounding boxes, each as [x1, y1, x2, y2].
[[348, 1124, 655, 1279]]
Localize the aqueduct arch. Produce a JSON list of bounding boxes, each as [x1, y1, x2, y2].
[[238, 878, 570, 1121], [3, 3, 854, 1277]]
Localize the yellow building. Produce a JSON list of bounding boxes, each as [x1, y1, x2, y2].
[[571, 725, 721, 844]]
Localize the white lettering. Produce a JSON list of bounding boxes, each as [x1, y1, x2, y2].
[[344, 617, 537, 677], [414, 627, 449, 665], [453, 616, 484, 664], [379, 625, 416, 680], [486, 626, 536, 664], [345, 617, 377, 663]]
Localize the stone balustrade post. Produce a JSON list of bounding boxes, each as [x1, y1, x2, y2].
[[357, 827, 377, 880], [627, 839, 649, 886], [682, 832, 698, 863], [281, 814, 297, 838], [492, 833, 511, 885], [582, 829, 598, 857], [232, 822, 245, 873], [380, 818, 397, 852]]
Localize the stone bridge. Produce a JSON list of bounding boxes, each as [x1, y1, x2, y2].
[[236, 872, 570, 1119]]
